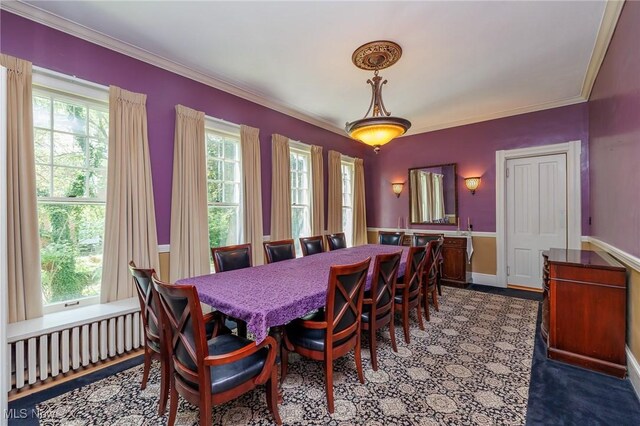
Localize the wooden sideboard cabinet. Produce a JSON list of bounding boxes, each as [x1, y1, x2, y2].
[[402, 234, 471, 287], [545, 248, 627, 377]]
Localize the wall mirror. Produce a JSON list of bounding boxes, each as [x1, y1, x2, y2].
[[409, 163, 458, 225]]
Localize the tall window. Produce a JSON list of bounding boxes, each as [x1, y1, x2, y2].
[[341, 159, 355, 246], [33, 87, 108, 311], [290, 145, 312, 255], [205, 126, 242, 250]]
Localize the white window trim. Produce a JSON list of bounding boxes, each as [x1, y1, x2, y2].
[[33, 70, 109, 314], [1, 65, 9, 426], [204, 118, 244, 246], [289, 140, 313, 256]]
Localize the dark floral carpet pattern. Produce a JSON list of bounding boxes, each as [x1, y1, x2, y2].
[[37, 287, 538, 425]]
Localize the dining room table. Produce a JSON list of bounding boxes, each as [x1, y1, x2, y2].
[[177, 244, 409, 344]]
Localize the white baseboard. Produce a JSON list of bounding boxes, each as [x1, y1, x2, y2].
[[627, 346, 640, 402], [471, 272, 504, 288]]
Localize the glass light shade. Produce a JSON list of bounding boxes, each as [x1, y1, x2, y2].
[[345, 117, 411, 150], [465, 177, 481, 193], [391, 182, 404, 197]]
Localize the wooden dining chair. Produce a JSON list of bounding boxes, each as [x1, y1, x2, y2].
[[152, 274, 281, 426], [378, 231, 405, 246], [211, 243, 252, 338], [361, 251, 401, 370], [422, 237, 444, 321], [394, 246, 427, 343], [281, 257, 371, 413], [412, 233, 442, 247], [326, 232, 347, 251], [263, 239, 296, 264], [128, 262, 169, 415], [129, 261, 228, 415], [299, 235, 325, 256], [412, 233, 444, 296]]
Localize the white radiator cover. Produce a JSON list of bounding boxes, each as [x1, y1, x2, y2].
[[8, 311, 144, 392]]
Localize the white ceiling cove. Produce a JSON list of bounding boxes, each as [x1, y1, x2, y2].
[[6, 1, 619, 136]]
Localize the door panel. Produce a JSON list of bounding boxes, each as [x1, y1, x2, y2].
[[507, 154, 567, 289]]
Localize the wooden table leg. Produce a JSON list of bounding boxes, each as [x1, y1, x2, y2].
[[269, 326, 285, 404]]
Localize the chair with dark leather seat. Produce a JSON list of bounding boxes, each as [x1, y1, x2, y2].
[[211, 243, 252, 338], [412, 233, 444, 296], [152, 274, 281, 426], [128, 261, 228, 415], [263, 239, 296, 264], [281, 257, 371, 414], [378, 231, 405, 246], [422, 237, 444, 321], [412, 233, 442, 247], [326, 232, 347, 251], [299, 235, 325, 256], [361, 251, 401, 371], [394, 245, 428, 343]]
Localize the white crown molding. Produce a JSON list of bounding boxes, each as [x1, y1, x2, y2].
[[2, 0, 621, 138], [407, 96, 587, 136], [0, 0, 346, 137], [580, 0, 625, 100]]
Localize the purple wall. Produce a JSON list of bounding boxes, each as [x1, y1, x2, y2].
[[588, 1, 640, 258], [367, 103, 591, 233], [0, 11, 370, 244]]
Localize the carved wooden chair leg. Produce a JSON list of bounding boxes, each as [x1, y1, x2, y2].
[[158, 354, 170, 415], [199, 397, 212, 426], [325, 358, 335, 413], [416, 300, 425, 330], [355, 334, 365, 382], [432, 290, 440, 311], [389, 314, 398, 352], [369, 327, 378, 371], [266, 369, 282, 425], [168, 378, 179, 426], [141, 346, 151, 389], [402, 304, 411, 344], [425, 292, 431, 322]]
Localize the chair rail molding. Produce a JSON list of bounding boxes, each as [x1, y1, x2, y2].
[[495, 141, 582, 287]]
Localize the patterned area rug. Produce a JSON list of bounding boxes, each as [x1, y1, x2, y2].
[[37, 287, 538, 425]]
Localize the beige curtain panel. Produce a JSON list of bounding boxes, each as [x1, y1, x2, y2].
[[310, 145, 324, 236], [1, 54, 43, 322], [270, 134, 291, 241], [327, 150, 343, 234], [101, 86, 160, 303], [240, 125, 265, 266], [169, 105, 209, 282], [353, 158, 368, 246]]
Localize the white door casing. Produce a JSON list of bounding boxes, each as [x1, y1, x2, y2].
[[1, 65, 8, 426], [506, 154, 567, 288], [496, 141, 581, 288]]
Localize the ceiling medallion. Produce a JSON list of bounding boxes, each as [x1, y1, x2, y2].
[[346, 40, 411, 153]]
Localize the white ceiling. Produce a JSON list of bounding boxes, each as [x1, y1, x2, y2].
[[9, 1, 614, 136]]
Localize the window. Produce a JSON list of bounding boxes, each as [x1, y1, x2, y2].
[[341, 159, 355, 246], [33, 86, 108, 312], [205, 125, 242, 251], [290, 145, 312, 255]]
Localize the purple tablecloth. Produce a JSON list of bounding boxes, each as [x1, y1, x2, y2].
[[177, 244, 409, 343]]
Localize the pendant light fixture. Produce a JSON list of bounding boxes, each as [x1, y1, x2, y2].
[[345, 40, 411, 153]]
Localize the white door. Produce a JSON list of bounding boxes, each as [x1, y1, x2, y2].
[[506, 154, 567, 289]]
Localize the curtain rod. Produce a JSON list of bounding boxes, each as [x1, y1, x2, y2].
[[205, 115, 240, 129]]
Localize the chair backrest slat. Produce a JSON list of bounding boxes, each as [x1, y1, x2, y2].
[[152, 274, 210, 391], [412, 233, 443, 247], [404, 246, 428, 297], [368, 252, 402, 320], [128, 261, 162, 346], [325, 258, 371, 346]]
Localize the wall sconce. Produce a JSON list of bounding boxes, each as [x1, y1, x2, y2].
[[391, 182, 404, 198], [465, 177, 481, 195]]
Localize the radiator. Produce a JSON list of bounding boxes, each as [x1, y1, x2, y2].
[[8, 312, 144, 392]]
